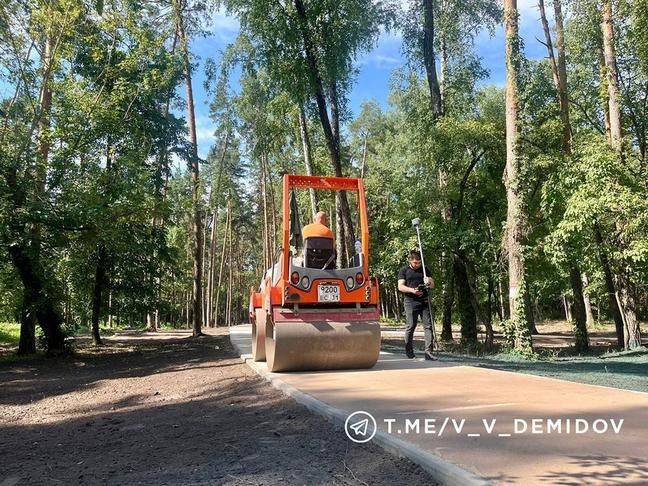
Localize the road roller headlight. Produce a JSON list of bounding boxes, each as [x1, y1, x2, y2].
[[291, 271, 299, 285], [301, 275, 310, 288], [355, 272, 364, 285], [346, 276, 355, 289]]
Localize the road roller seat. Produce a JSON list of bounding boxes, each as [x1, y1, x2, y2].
[[302, 221, 335, 269], [303, 236, 335, 269]]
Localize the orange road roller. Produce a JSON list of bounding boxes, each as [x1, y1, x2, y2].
[[249, 174, 381, 372]]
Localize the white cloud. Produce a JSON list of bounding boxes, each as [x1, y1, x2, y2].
[[195, 115, 214, 144], [209, 8, 240, 43], [518, 0, 538, 13], [358, 52, 402, 69], [357, 29, 404, 69]]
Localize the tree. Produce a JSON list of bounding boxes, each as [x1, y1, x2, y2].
[[224, 0, 392, 262], [503, 0, 533, 353], [600, 0, 642, 349], [538, 0, 589, 352], [398, 0, 500, 347], [173, 0, 203, 336]]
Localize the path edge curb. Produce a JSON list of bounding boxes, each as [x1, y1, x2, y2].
[[229, 330, 489, 486]]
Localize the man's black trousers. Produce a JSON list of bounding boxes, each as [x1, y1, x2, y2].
[[404, 298, 434, 355]]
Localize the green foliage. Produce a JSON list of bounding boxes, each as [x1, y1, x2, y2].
[[224, 0, 393, 113], [1, 0, 646, 354], [634, 0, 648, 75], [0, 323, 21, 345]]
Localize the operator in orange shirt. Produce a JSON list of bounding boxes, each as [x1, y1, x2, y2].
[[302, 211, 334, 240]]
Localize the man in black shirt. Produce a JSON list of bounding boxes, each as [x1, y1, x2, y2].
[[398, 250, 436, 360]]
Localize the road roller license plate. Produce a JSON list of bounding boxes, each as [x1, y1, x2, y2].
[[318, 284, 340, 302]]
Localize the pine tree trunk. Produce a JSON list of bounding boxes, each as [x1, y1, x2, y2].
[[226, 218, 233, 326], [176, 0, 202, 337], [202, 209, 209, 326], [90, 140, 115, 345], [214, 202, 231, 326], [185, 291, 190, 329], [207, 208, 218, 326], [151, 32, 178, 332], [335, 194, 347, 267], [504, 0, 533, 353], [260, 154, 271, 271], [298, 104, 318, 218], [264, 154, 278, 256], [206, 130, 230, 327]]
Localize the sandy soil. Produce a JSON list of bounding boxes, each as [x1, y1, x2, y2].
[[0, 329, 434, 485]]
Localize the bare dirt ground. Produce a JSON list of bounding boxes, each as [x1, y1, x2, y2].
[[0, 329, 434, 486]]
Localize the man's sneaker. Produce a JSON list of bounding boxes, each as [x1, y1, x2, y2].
[[424, 352, 438, 361], [406, 351, 415, 359]]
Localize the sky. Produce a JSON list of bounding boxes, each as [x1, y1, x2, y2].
[[184, 0, 549, 159]]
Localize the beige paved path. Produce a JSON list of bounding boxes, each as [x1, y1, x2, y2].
[[230, 325, 648, 485]]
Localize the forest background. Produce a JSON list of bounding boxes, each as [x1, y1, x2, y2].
[[1, 0, 646, 356]]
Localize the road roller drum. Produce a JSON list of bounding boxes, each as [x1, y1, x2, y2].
[[265, 319, 381, 372]]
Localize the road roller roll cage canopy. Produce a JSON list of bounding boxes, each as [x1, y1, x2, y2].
[[279, 174, 376, 308]]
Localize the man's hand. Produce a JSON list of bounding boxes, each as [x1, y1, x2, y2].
[[399, 279, 424, 296]]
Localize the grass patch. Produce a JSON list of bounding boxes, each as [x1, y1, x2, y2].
[[438, 347, 648, 393], [379, 317, 403, 327], [0, 322, 20, 344]]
